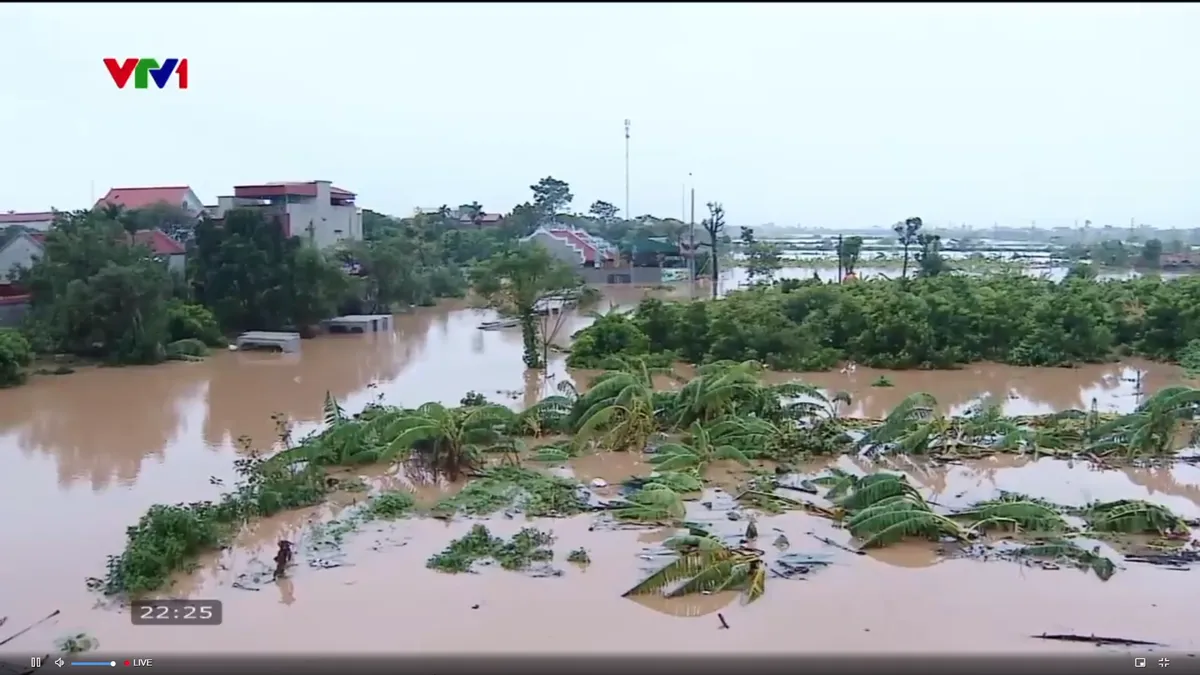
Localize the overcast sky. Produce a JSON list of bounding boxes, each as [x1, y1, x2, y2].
[[1, 3, 1198, 228]]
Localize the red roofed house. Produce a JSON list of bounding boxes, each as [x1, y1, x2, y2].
[[521, 226, 618, 268], [96, 186, 205, 216], [0, 211, 57, 232], [131, 229, 188, 275], [213, 180, 362, 250]]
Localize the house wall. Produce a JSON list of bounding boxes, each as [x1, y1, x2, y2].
[[527, 231, 584, 265], [0, 236, 43, 280], [579, 266, 666, 286], [286, 187, 362, 249], [217, 182, 362, 250], [181, 190, 206, 216], [167, 254, 186, 276], [0, 298, 28, 327]]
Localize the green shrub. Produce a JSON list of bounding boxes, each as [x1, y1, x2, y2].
[[166, 301, 224, 347], [0, 328, 32, 387]]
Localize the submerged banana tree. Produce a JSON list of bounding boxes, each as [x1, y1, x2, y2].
[[672, 360, 840, 426], [835, 473, 968, 547], [1086, 386, 1200, 458], [648, 422, 752, 476], [571, 359, 666, 452], [517, 380, 579, 436], [623, 530, 767, 605], [952, 494, 1073, 533], [1082, 499, 1191, 537], [368, 402, 517, 480], [275, 392, 385, 466], [857, 392, 942, 454]]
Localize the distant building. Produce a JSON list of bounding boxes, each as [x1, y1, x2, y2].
[[215, 180, 362, 249], [96, 186, 206, 215], [522, 226, 618, 267], [413, 207, 504, 227], [0, 211, 56, 232], [0, 232, 45, 281], [130, 229, 187, 275]]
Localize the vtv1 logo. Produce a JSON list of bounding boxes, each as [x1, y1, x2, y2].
[[104, 58, 189, 90]]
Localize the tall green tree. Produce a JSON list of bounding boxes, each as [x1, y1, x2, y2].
[[23, 210, 172, 363], [588, 200, 620, 224], [191, 209, 347, 334], [837, 235, 863, 277], [531, 177, 573, 218], [469, 243, 582, 369], [916, 232, 948, 277]]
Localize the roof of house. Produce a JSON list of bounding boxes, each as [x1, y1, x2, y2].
[[631, 237, 680, 255], [548, 228, 597, 263], [98, 186, 194, 210], [0, 211, 56, 225], [131, 229, 186, 255], [233, 182, 356, 199]]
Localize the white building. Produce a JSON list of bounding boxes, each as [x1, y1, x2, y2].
[[214, 180, 362, 250]]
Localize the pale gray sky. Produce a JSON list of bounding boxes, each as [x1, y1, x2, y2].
[[2, 3, 1198, 228]]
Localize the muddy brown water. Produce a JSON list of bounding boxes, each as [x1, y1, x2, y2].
[[1, 283, 1199, 655]]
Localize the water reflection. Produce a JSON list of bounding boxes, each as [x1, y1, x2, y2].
[[715, 265, 1197, 296], [793, 360, 1177, 418], [0, 362, 208, 489]]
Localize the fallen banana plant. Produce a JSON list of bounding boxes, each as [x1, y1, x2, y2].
[[624, 531, 769, 605]]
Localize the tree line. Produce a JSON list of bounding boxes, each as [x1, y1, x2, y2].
[[569, 271, 1200, 371]]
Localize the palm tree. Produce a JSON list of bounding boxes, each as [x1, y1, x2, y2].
[[647, 422, 751, 477], [1087, 386, 1200, 458]]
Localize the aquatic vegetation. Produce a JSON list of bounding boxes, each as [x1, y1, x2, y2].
[[567, 547, 591, 564], [94, 360, 1198, 600], [426, 524, 555, 574], [363, 491, 416, 520], [54, 633, 99, 654], [89, 450, 328, 596]]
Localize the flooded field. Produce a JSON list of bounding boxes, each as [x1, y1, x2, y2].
[[1, 281, 1198, 656]]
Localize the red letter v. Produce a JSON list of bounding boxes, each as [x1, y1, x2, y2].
[[104, 58, 138, 89]]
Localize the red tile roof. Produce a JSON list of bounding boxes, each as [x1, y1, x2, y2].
[[98, 186, 192, 210], [0, 211, 56, 225], [132, 229, 186, 255]]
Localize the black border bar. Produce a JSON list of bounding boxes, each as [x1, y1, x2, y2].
[[7, 654, 1197, 675]]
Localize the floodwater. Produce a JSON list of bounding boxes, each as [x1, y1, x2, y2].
[[1, 282, 1198, 655]]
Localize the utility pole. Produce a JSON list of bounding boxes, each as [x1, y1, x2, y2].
[[837, 233, 844, 283], [689, 176, 696, 290], [624, 119, 631, 222]]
